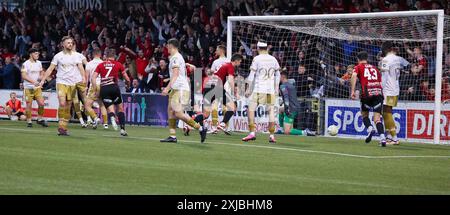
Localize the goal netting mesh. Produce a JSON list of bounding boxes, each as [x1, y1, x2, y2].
[[229, 13, 450, 143]]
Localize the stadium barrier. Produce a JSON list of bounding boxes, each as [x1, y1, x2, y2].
[[4, 89, 445, 144], [122, 93, 168, 126], [0, 90, 170, 126], [0, 89, 59, 121], [325, 98, 450, 144]]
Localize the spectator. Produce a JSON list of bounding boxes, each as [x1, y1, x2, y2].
[[406, 45, 428, 78], [156, 59, 170, 91], [127, 49, 149, 91], [1, 47, 15, 59], [0, 56, 19, 89], [341, 64, 354, 82], [143, 57, 160, 93], [444, 54, 450, 80], [400, 63, 425, 101], [330, 0, 346, 13], [15, 28, 32, 57], [442, 80, 450, 102], [290, 64, 311, 98], [128, 79, 142, 94], [421, 80, 436, 101], [4, 92, 26, 121]]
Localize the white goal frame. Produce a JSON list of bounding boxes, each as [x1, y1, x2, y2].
[[227, 10, 445, 144]]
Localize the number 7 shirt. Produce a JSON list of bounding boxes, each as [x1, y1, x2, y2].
[[94, 60, 126, 86]]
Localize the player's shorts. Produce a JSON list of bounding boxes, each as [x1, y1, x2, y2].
[[383, 95, 398, 107], [56, 83, 77, 101], [169, 89, 190, 111], [250, 93, 276, 106], [100, 84, 123, 108], [360, 95, 384, 114], [87, 84, 100, 101], [203, 85, 234, 107], [284, 111, 298, 125], [15, 111, 24, 118], [24, 88, 43, 102], [75, 82, 87, 94]]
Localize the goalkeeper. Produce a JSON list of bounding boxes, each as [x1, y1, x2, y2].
[[278, 72, 315, 136]]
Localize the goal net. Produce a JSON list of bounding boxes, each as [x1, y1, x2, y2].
[[227, 10, 449, 144]]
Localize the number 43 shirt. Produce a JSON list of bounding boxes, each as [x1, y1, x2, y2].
[[353, 63, 383, 99]]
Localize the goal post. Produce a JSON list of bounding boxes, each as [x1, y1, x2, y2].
[[435, 10, 444, 145], [227, 10, 448, 144]]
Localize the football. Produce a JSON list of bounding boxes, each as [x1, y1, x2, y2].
[[327, 125, 339, 136]]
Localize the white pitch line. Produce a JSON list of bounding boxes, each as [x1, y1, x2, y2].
[[371, 155, 450, 159], [104, 134, 373, 158], [1, 126, 449, 160]]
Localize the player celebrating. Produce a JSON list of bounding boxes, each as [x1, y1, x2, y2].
[[84, 48, 108, 129], [201, 54, 243, 135], [351, 51, 386, 147], [91, 49, 130, 136], [40, 36, 86, 136], [160, 38, 207, 143], [209, 45, 229, 134], [21, 48, 48, 127], [380, 42, 409, 145], [243, 41, 281, 143]]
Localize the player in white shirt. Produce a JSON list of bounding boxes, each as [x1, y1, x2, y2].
[[380, 41, 409, 145], [243, 41, 281, 143], [71, 44, 89, 127], [160, 38, 207, 143], [21, 48, 48, 128], [208, 45, 229, 134], [40, 36, 86, 136], [84, 48, 108, 129]]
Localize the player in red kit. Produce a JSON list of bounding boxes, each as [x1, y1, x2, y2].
[[351, 51, 387, 147], [198, 54, 243, 134], [92, 49, 131, 136]]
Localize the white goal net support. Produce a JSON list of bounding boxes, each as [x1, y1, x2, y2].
[[227, 10, 449, 144]]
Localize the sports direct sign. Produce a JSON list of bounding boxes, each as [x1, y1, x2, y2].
[[0, 90, 59, 121], [325, 99, 450, 143]]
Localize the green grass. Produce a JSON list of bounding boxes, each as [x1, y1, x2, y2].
[[0, 120, 449, 194]]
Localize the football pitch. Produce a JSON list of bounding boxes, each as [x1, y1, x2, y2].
[[0, 120, 449, 195]]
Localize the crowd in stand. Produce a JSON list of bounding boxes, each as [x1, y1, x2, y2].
[[1, 0, 450, 102]]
